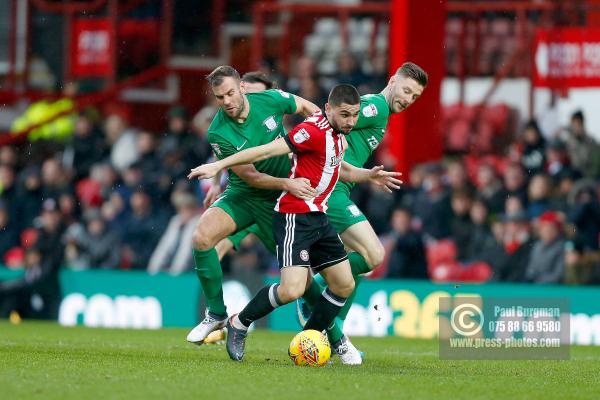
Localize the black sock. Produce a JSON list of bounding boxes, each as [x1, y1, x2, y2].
[[304, 288, 347, 332], [238, 284, 283, 327]]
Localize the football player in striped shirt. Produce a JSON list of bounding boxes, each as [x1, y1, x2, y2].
[[188, 84, 402, 361]]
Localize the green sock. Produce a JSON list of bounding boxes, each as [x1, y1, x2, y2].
[[302, 276, 324, 306], [348, 252, 372, 276], [327, 275, 363, 345], [193, 248, 226, 317]]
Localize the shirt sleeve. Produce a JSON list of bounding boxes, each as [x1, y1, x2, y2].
[[285, 123, 320, 153], [261, 89, 297, 115], [354, 96, 389, 130], [207, 132, 237, 161]]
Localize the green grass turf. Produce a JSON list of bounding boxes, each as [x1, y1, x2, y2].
[[1, 321, 600, 400]]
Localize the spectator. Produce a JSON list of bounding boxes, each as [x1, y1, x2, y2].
[[68, 112, 107, 179], [465, 198, 503, 268], [105, 112, 139, 173], [475, 163, 504, 215], [148, 191, 200, 275], [564, 110, 600, 179], [492, 211, 534, 282], [446, 159, 475, 197], [64, 209, 121, 270], [412, 163, 453, 240], [0, 164, 18, 217], [568, 180, 600, 251], [450, 189, 474, 261], [520, 119, 546, 175], [15, 166, 43, 230], [386, 208, 428, 279], [41, 158, 69, 200], [500, 162, 529, 208], [162, 105, 211, 182], [527, 174, 552, 219], [525, 211, 566, 283], [0, 201, 18, 261], [122, 189, 168, 270]]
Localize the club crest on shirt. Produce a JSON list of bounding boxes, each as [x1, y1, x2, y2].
[[263, 116, 278, 131], [362, 103, 378, 118], [293, 128, 310, 144]]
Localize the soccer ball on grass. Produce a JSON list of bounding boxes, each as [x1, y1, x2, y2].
[[288, 329, 331, 367]]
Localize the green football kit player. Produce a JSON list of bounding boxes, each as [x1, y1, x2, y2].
[[186, 66, 319, 345]]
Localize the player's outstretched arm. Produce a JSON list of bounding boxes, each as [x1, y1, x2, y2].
[[233, 165, 317, 200], [340, 163, 403, 193], [293, 95, 320, 117], [188, 138, 292, 180]]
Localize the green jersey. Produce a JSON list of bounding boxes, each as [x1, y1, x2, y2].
[[207, 89, 297, 200], [336, 93, 391, 195]]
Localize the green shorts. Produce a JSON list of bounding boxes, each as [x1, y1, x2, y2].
[[227, 224, 269, 251], [326, 189, 367, 234], [211, 190, 277, 253]]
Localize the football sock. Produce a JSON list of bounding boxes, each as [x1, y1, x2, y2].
[[326, 275, 363, 344], [238, 284, 282, 327], [302, 277, 324, 306], [348, 252, 372, 276], [304, 288, 347, 332], [193, 248, 226, 317]]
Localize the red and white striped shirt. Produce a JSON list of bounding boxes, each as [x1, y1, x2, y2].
[[276, 111, 347, 214]]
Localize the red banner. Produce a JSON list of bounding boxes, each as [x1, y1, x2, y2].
[[71, 19, 113, 78], [534, 28, 600, 88]]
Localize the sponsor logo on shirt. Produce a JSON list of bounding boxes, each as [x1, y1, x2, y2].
[[263, 116, 278, 131], [210, 143, 222, 156], [367, 135, 380, 150], [330, 153, 343, 167], [293, 128, 310, 144], [276, 89, 290, 98], [362, 103, 378, 118], [236, 140, 248, 151]]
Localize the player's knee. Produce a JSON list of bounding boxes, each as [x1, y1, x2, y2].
[[277, 283, 305, 304], [192, 229, 216, 251], [330, 277, 355, 298], [367, 242, 385, 269]]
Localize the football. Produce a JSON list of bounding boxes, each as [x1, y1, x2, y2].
[[288, 329, 331, 367]]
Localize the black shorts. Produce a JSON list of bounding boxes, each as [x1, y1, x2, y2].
[[273, 212, 348, 272]]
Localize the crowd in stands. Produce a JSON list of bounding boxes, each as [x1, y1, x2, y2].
[[1, 47, 600, 320]]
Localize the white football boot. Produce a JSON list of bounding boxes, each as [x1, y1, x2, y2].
[[186, 311, 227, 345], [334, 335, 363, 365]]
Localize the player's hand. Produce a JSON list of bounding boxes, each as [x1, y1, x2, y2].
[[286, 178, 317, 200], [188, 163, 221, 180], [368, 165, 403, 193], [203, 183, 222, 208]]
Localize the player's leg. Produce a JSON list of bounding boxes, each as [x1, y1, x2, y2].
[[226, 212, 312, 361], [187, 194, 254, 344], [217, 224, 261, 260], [304, 259, 354, 332]]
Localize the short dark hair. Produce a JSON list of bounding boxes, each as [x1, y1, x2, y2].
[[206, 66, 240, 87], [396, 62, 428, 87], [241, 71, 276, 89], [328, 84, 360, 107], [571, 110, 584, 122]]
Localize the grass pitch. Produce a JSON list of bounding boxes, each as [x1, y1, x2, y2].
[[1, 321, 600, 400]]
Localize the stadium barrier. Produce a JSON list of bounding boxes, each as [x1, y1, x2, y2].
[[1, 268, 599, 346]]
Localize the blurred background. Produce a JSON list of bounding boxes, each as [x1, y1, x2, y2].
[[1, 0, 600, 344]]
